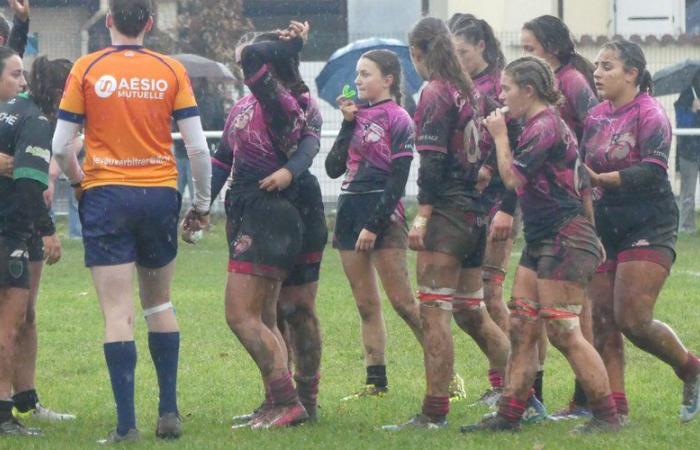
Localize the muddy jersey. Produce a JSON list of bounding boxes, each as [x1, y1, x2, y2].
[[512, 108, 586, 243], [0, 94, 53, 240], [414, 78, 488, 210], [341, 99, 414, 192], [580, 92, 672, 205], [555, 64, 599, 141], [217, 66, 321, 190], [472, 68, 519, 209], [473, 68, 501, 102]]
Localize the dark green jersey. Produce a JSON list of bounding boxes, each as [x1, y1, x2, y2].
[[0, 94, 54, 240]]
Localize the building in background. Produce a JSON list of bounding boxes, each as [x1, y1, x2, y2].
[[428, 0, 687, 37], [0, 0, 179, 64]]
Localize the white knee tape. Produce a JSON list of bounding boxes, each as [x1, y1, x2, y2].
[[143, 302, 174, 318]]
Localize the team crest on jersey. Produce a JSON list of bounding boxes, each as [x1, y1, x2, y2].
[[233, 104, 254, 130], [362, 122, 385, 144], [607, 132, 635, 161], [8, 249, 27, 279], [233, 234, 252, 255]]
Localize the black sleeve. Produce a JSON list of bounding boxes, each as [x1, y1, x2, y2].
[[364, 156, 411, 234], [284, 134, 319, 179], [13, 115, 52, 187], [618, 162, 667, 192], [325, 120, 354, 179], [240, 38, 304, 79], [15, 178, 54, 236], [8, 16, 28, 58], [417, 151, 447, 205], [210, 137, 232, 204], [240, 38, 305, 145], [498, 190, 518, 215]]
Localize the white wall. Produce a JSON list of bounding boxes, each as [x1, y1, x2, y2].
[[348, 0, 422, 41]]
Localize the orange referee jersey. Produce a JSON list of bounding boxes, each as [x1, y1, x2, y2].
[[58, 45, 199, 189]]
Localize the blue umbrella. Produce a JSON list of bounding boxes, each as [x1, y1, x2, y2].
[[315, 37, 424, 108]]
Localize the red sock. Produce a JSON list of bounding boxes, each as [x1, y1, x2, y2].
[[589, 394, 619, 424], [488, 369, 504, 389], [498, 396, 526, 423], [675, 352, 700, 383], [612, 391, 628, 416], [421, 395, 449, 422], [294, 373, 319, 410], [268, 373, 298, 406]]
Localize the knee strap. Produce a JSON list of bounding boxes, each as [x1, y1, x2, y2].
[[418, 287, 454, 312], [453, 288, 484, 311], [508, 297, 539, 320], [482, 268, 506, 286], [540, 305, 582, 330], [143, 302, 174, 318]]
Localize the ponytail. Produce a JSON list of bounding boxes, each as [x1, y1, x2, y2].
[[638, 69, 653, 95], [29, 56, 72, 120], [568, 53, 596, 91], [505, 56, 563, 106], [409, 17, 473, 100]]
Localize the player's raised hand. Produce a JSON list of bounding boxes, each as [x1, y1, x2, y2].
[[8, 0, 30, 22]]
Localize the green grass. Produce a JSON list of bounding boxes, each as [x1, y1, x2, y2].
[[9, 218, 700, 449]]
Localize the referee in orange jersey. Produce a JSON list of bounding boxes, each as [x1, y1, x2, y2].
[[52, 0, 210, 443]]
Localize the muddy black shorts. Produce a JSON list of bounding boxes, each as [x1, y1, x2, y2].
[[595, 199, 677, 272], [225, 188, 303, 281], [0, 235, 29, 289], [333, 192, 407, 251], [519, 216, 603, 284], [423, 207, 486, 269], [284, 174, 328, 287]]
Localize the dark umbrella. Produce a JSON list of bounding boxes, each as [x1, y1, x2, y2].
[[653, 59, 700, 97], [172, 54, 235, 80], [315, 38, 424, 108]]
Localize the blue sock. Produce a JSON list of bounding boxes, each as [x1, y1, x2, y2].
[[104, 341, 137, 435], [148, 332, 180, 416]]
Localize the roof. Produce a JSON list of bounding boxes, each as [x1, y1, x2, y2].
[[576, 33, 700, 46]]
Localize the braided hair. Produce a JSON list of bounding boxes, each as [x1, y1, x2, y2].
[[505, 56, 563, 106]]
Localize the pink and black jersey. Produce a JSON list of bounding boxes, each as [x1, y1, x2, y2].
[[555, 64, 599, 141], [339, 99, 414, 192], [473, 68, 501, 102], [473, 68, 522, 213], [512, 108, 585, 243], [580, 92, 672, 205], [213, 63, 319, 190], [415, 78, 488, 210]]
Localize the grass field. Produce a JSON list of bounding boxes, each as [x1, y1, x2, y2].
[[6, 217, 700, 449]]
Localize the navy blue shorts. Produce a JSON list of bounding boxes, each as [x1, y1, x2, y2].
[[79, 186, 181, 268]]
